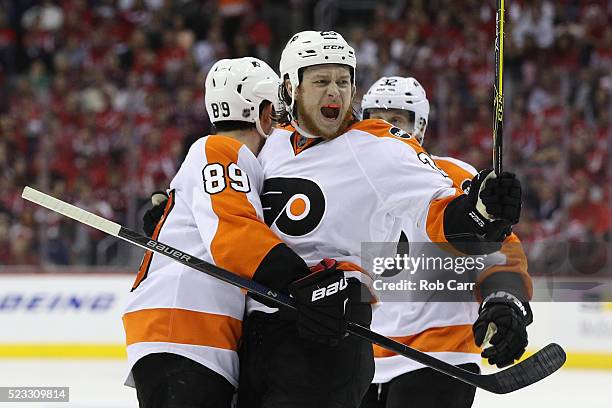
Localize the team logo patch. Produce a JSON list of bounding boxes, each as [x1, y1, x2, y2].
[[389, 127, 411, 139], [261, 177, 326, 237]]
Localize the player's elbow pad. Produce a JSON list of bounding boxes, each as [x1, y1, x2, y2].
[[252, 243, 310, 293]]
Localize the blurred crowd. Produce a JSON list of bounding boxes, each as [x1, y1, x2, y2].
[[0, 0, 610, 269]]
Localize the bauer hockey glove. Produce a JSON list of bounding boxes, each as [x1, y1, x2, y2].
[[142, 191, 169, 237], [444, 169, 521, 254], [473, 291, 533, 368], [286, 258, 350, 347]]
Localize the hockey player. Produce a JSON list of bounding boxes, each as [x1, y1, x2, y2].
[[123, 57, 341, 408], [358, 76, 532, 408], [236, 31, 524, 408]]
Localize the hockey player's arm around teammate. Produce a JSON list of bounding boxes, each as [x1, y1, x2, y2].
[[143, 191, 350, 347], [127, 58, 308, 408], [141, 59, 350, 347]]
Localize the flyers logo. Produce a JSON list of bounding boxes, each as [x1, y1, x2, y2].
[[261, 177, 326, 237]]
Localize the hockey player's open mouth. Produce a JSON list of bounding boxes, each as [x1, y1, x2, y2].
[[321, 104, 341, 120]]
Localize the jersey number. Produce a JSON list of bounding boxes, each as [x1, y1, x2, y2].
[[202, 163, 250, 194], [417, 152, 449, 178], [210, 102, 230, 119]]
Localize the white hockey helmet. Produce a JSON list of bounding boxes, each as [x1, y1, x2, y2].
[[279, 30, 356, 137], [361, 76, 430, 144], [205, 57, 281, 138]]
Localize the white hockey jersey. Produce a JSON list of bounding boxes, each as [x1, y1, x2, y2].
[[123, 135, 289, 387], [372, 155, 531, 383], [248, 119, 461, 313]]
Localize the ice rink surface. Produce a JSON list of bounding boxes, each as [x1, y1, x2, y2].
[[0, 359, 610, 407]]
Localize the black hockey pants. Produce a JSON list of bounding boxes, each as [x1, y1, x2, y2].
[[237, 304, 374, 408], [132, 352, 235, 408], [359, 363, 479, 408]]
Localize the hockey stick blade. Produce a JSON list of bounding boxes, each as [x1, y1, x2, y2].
[[22, 186, 566, 393], [482, 343, 567, 394], [349, 322, 566, 394]]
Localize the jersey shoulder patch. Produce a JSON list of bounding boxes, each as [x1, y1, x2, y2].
[[349, 118, 412, 139], [348, 119, 423, 151]]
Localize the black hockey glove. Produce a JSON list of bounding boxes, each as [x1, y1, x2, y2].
[[286, 258, 350, 347], [444, 169, 521, 254], [142, 191, 169, 237], [473, 291, 533, 368]]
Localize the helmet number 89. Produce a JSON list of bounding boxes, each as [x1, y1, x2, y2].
[[203, 163, 250, 194], [211, 102, 230, 119]]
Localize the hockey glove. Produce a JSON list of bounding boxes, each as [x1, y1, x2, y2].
[[475, 170, 522, 224], [142, 191, 169, 237], [444, 169, 521, 254], [287, 258, 350, 347], [473, 291, 533, 368]]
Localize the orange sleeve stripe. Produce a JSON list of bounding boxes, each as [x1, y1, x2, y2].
[[336, 261, 367, 274], [475, 233, 532, 301], [206, 136, 283, 279], [373, 324, 480, 358], [132, 191, 175, 291], [434, 159, 475, 191], [123, 307, 241, 350], [425, 192, 462, 243]]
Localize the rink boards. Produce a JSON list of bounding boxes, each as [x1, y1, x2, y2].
[[0, 272, 611, 369]]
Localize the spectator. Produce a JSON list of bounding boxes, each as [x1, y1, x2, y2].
[[1, 1, 609, 267]]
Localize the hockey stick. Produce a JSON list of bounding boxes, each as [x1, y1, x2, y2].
[[22, 186, 565, 394], [493, 0, 505, 175]]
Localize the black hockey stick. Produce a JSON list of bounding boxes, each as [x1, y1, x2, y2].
[[493, 0, 505, 175], [22, 186, 566, 394]]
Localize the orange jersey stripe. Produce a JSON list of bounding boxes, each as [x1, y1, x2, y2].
[[205, 136, 283, 279], [132, 191, 175, 290], [425, 193, 462, 244], [434, 158, 475, 191], [336, 261, 366, 274], [123, 307, 242, 350], [475, 233, 532, 301], [373, 324, 480, 358]]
